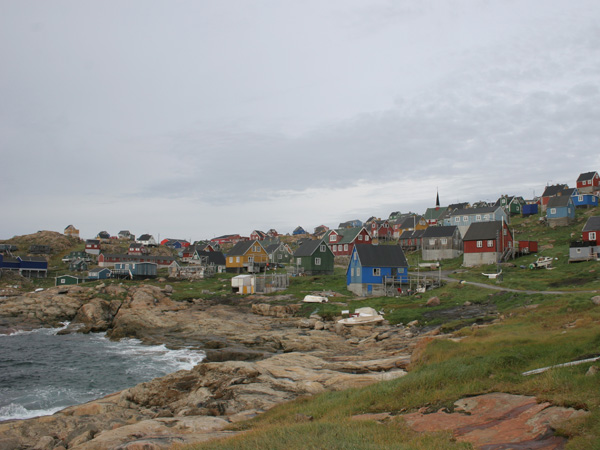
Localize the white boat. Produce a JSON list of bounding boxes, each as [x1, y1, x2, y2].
[[337, 307, 384, 326], [303, 295, 328, 303], [482, 270, 502, 279], [529, 257, 553, 269]]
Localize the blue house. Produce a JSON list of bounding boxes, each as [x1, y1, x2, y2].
[[292, 226, 307, 236], [546, 195, 575, 227], [572, 192, 599, 208], [443, 206, 508, 236], [522, 203, 539, 216], [88, 267, 112, 280], [18, 257, 48, 278], [346, 245, 408, 296]]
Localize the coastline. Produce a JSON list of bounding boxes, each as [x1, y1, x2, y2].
[[0, 282, 419, 449]]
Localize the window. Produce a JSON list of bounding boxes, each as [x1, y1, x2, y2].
[[297, 258, 302, 265], [278, 254, 282, 260], [477, 240, 483, 248], [353, 251, 357, 260], [503, 228, 507, 235], [455, 217, 460, 223], [487, 240, 494, 247], [253, 245, 259, 252], [357, 267, 361, 276], [550, 208, 556, 214], [329, 235, 336, 242], [590, 232, 597, 240], [365, 235, 370, 241], [373, 268, 381, 276], [441, 238, 447, 245], [429, 239, 436, 245], [344, 244, 348, 251], [320, 244, 326, 252], [578, 195, 584, 201], [315, 257, 321, 266], [463, 216, 468, 222], [236, 256, 240, 263], [358, 235, 363, 240], [332, 244, 337, 252], [229, 257, 233, 263], [476, 215, 481, 221], [248, 256, 254, 263]]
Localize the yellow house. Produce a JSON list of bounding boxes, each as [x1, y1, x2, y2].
[[225, 240, 269, 273], [64, 224, 80, 239]]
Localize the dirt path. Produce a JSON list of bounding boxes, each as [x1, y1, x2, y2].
[[421, 270, 599, 295]]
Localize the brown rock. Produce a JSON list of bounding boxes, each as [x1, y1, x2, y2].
[[592, 296, 600, 306], [402, 393, 588, 449], [426, 296, 440, 307]]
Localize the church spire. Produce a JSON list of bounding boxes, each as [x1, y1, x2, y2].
[[435, 189, 440, 210]]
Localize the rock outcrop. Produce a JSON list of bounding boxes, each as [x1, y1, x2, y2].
[[0, 284, 417, 449]]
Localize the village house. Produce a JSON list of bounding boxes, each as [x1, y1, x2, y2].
[[85, 239, 101, 255], [265, 242, 293, 266], [98, 253, 175, 268], [346, 244, 408, 296], [292, 240, 334, 275], [444, 206, 508, 236], [160, 239, 190, 249], [423, 206, 449, 225], [391, 215, 427, 239], [64, 224, 80, 239], [540, 184, 569, 211], [225, 240, 269, 273], [571, 191, 599, 209], [88, 267, 112, 280], [128, 242, 147, 256], [118, 230, 134, 240], [546, 195, 576, 227], [495, 195, 526, 216], [576, 171, 600, 195], [338, 219, 362, 229], [249, 230, 267, 241], [569, 216, 600, 262], [421, 225, 463, 261], [462, 221, 513, 267], [398, 229, 424, 251], [136, 234, 158, 247], [583, 216, 600, 245], [292, 226, 307, 236], [324, 227, 371, 257]]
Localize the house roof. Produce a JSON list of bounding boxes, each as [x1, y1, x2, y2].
[[138, 234, 154, 241], [399, 229, 425, 239], [293, 240, 325, 257], [448, 202, 470, 211], [583, 216, 600, 232], [421, 226, 458, 238], [337, 227, 367, 244], [354, 244, 408, 268], [450, 206, 499, 217], [462, 222, 504, 241], [423, 207, 448, 221], [196, 250, 226, 266], [227, 240, 262, 256], [577, 171, 598, 182], [547, 195, 573, 208], [542, 184, 569, 197]]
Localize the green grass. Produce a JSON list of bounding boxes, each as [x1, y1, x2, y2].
[[182, 292, 600, 449]]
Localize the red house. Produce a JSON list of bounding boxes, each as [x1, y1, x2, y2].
[[211, 234, 246, 245], [324, 227, 371, 257], [577, 172, 600, 195], [540, 184, 569, 211], [583, 217, 600, 245], [249, 230, 267, 241], [462, 221, 513, 267]]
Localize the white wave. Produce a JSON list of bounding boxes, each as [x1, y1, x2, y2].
[[0, 323, 69, 337], [0, 403, 63, 421]]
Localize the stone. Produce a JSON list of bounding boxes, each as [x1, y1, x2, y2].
[[402, 393, 588, 449], [426, 297, 440, 307], [32, 436, 56, 450], [592, 296, 600, 306], [586, 366, 599, 377]]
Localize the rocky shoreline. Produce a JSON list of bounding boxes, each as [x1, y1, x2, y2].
[[0, 283, 424, 450]]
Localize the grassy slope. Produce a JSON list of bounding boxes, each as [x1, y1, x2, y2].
[[177, 208, 600, 450]]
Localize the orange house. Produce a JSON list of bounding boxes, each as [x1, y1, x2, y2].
[[226, 240, 269, 273]]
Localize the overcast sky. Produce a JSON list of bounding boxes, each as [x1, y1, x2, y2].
[[2, 1, 600, 241]]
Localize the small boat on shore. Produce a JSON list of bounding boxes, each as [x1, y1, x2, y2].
[[337, 307, 384, 326]]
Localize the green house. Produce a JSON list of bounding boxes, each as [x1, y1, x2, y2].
[[496, 195, 526, 216], [292, 240, 334, 275], [55, 275, 81, 286]]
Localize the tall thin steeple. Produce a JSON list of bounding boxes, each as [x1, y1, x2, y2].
[[435, 189, 440, 210]]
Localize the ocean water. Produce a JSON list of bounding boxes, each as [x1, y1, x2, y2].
[[0, 324, 205, 421]]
